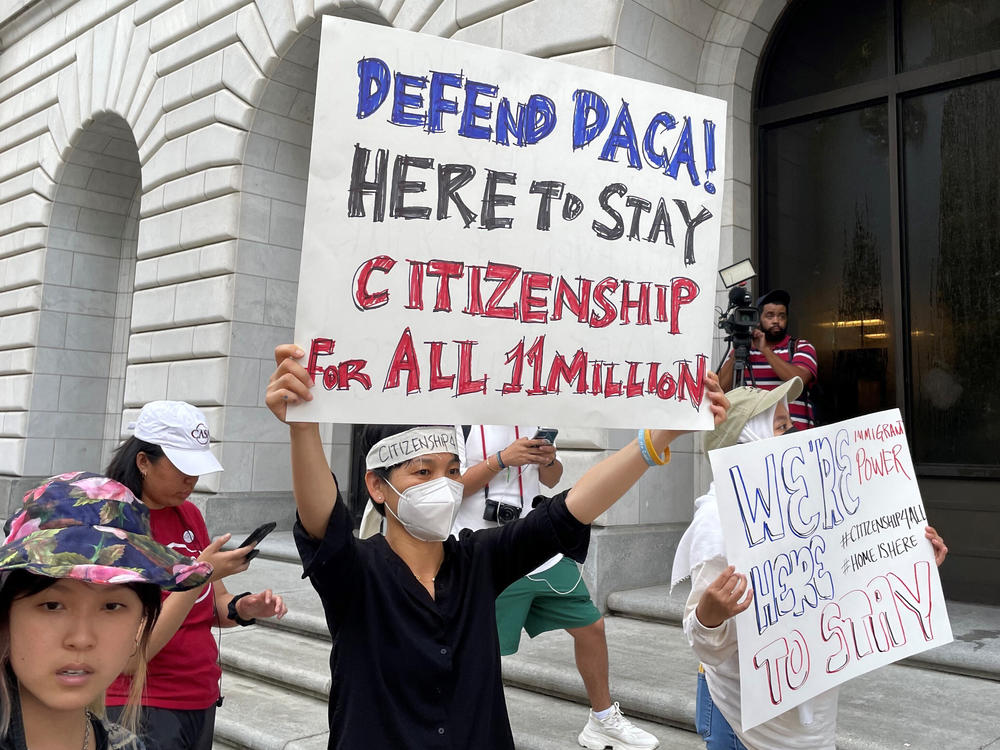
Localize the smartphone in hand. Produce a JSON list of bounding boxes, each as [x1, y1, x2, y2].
[[238, 521, 276, 562], [532, 428, 558, 445]]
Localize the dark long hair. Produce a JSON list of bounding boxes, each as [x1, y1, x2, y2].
[[105, 437, 165, 499], [0, 571, 161, 735]]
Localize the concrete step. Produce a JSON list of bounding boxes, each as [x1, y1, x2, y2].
[[217, 542, 1000, 750], [608, 583, 1000, 682], [215, 599, 694, 748], [213, 553, 330, 749], [217, 607, 695, 746], [505, 686, 703, 750], [217, 631, 698, 749], [214, 671, 329, 749], [219, 626, 330, 700], [217, 553, 330, 640], [217, 555, 694, 749], [214, 675, 698, 750], [606, 582, 688, 626], [504, 614, 1000, 750], [502, 617, 698, 730], [222, 558, 686, 728], [224, 530, 302, 565]]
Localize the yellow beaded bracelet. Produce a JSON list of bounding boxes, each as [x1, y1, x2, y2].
[[642, 429, 671, 466]]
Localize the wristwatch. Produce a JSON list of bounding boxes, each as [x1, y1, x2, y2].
[[227, 591, 256, 626]]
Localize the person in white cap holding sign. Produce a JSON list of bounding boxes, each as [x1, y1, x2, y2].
[[266, 344, 730, 750], [102, 401, 287, 750]]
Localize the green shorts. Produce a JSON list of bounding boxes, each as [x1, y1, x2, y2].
[[495, 556, 601, 655]]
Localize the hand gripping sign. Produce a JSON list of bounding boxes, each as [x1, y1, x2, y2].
[[290, 17, 727, 429], [707, 409, 952, 730]]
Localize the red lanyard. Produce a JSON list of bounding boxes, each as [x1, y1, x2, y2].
[[513, 426, 524, 503], [480, 426, 524, 504]]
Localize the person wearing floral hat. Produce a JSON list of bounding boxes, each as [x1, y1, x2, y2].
[[103, 401, 287, 750], [0, 471, 213, 750]]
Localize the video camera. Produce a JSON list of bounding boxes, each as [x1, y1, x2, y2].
[[716, 260, 759, 389], [718, 285, 759, 343]]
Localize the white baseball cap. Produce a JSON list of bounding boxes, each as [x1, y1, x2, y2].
[[132, 401, 224, 477]]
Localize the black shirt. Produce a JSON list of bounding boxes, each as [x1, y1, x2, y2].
[[294, 489, 590, 750]]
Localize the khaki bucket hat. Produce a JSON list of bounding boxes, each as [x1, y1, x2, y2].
[[704, 376, 803, 453]]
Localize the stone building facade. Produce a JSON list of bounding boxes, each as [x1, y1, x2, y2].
[[0, 0, 788, 606]]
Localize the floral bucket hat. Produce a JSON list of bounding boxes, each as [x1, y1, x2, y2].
[[0, 471, 212, 591]]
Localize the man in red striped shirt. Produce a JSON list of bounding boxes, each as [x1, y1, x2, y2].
[[718, 289, 818, 429]]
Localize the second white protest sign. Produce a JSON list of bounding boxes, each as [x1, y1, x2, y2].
[[708, 408, 951, 731]]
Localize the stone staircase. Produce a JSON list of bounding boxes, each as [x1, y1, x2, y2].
[[212, 533, 1000, 749]]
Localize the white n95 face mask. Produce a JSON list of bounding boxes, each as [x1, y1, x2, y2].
[[383, 476, 464, 542]]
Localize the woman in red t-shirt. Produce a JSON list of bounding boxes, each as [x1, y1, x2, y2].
[[104, 401, 288, 750]]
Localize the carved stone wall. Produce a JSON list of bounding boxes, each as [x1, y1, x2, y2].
[[0, 0, 790, 591]]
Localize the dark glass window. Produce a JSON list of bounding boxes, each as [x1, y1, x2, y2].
[[762, 106, 894, 421], [900, 0, 1000, 70], [759, 0, 887, 106], [902, 78, 1000, 466], [757, 0, 1000, 474]]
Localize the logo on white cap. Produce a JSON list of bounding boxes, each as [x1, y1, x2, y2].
[[133, 401, 224, 477]]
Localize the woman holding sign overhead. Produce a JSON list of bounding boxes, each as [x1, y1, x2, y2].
[[265, 343, 729, 750], [671, 378, 948, 750]]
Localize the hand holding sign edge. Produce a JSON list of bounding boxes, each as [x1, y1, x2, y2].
[[925, 525, 948, 567], [267, 344, 314, 423], [695, 564, 754, 629], [648, 371, 729, 448]]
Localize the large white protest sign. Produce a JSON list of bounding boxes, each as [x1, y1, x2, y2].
[[708, 409, 951, 730], [291, 17, 727, 428]]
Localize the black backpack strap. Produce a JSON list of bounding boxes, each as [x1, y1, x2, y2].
[[787, 338, 816, 426]]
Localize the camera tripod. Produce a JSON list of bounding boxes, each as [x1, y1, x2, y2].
[[716, 285, 760, 390], [729, 332, 756, 389], [716, 328, 758, 390]]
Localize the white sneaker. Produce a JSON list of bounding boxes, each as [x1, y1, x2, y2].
[[577, 702, 660, 750]]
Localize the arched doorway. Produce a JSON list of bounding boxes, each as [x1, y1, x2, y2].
[[755, 0, 1000, 603], [231, 20, 369, 512], [31, 113, 141, 475]]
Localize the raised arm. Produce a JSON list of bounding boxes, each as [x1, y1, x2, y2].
[[565, 373, 730, 524], [265, 344, 337, 539], [564, 428, 682, 524]]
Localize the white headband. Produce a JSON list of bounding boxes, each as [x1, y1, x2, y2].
[[365, 426, 460, 471]]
